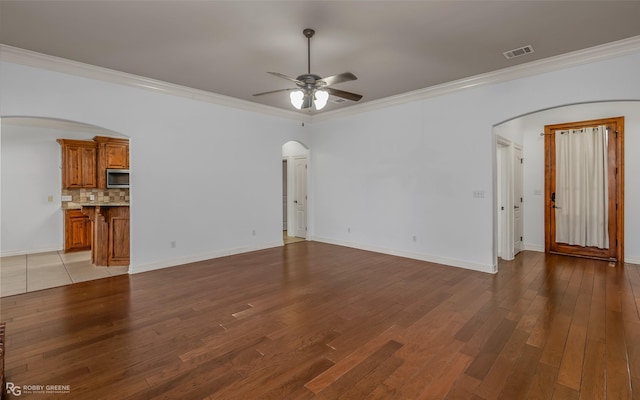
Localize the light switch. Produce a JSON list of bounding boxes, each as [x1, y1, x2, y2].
[[47, 195, 54, 203], [61, 195, 72, 202]]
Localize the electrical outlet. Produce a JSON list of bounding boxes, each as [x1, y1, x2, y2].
[[473, 190, 485, 198], [89, 194, 95, 201]]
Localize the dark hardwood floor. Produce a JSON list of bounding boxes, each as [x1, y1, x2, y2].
[[1, 242, 639, 399]]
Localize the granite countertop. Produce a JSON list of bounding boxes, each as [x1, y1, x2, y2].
[[63, 202, 130, 209]]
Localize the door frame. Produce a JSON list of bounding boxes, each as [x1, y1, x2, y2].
[[513, 145, 524, 256], [496, 136, 515, 261], [544, 116, 625, 261], [292, 156, 308, 239]]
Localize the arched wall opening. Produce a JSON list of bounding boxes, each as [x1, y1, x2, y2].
[[493, 100, 640, 267], [1, 116, 131, 277]]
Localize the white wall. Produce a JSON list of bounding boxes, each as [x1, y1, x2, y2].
[[1, 124, 64, 254], [309, 51, 640, 271], [0, 62, 307, 272], [1, 49, 639, 274]]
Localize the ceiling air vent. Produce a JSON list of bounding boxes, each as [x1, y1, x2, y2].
[[503, 45, 534, 60], [332, 98, 347, 104]]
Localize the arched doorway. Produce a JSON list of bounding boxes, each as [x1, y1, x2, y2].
[[493, 101, 640, 267], [1, 116, 131, 296]]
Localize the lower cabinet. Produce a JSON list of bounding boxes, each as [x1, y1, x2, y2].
[[107, 207, 130, 266], [64, 209, 91, 252], [83, 205, 129, 266]]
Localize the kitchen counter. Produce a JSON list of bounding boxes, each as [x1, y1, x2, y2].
[[63, 202, 129, 210], [81, 204, 130, 267]]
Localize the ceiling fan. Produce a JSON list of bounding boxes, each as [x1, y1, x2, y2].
[[253, 28, 363, 111]]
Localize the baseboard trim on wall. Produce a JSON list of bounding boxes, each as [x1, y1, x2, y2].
[[523, 243, 545, 252], [311, 236, 496, 274], [625, 256, 640, 265], [0, 246, 64, 257], [131, 240, 284, 274]]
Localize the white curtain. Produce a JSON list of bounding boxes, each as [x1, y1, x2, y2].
[[555, 125, 609, 248]]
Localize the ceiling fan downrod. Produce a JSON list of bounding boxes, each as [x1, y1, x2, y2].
[[303, 28, 315, 74]]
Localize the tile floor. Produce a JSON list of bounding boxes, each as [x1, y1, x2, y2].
[[283, 231, 306, 245], [1, 250, 128, 297]]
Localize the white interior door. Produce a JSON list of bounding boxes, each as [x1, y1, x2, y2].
[[513, 146, 523, 255], [496, 139, 513, 260], [293, 157, 307, 238]]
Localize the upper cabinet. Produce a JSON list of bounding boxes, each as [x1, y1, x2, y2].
[[57, 139, 97, 188], [95, 136, 129, 169], [94, 136, 129, 188], [58, 136, 129, 189]]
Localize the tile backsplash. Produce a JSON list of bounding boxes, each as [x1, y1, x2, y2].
[[62, 188, 129, 205]]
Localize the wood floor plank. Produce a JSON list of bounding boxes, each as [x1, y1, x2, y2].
[[525, 362, 558, 400], [474, 328, 530, 400], [1, 243, 638, 399], [578, 339, 605, 400], [496, 344, 543, 400]]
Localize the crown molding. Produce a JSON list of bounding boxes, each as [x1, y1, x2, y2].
[[0, 44, 311, 123], [312, 35, 640, 122], [2, 35, 639, 124]]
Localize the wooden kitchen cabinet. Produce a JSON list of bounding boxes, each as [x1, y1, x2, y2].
[[57, 139, 97, 188], [64, 209, 92, 252], [83, 205, 129, 266], [94, 136, 129, 188]]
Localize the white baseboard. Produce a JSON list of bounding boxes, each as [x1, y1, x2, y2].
[[310, 236, 496, 274], [1, 246, 63, 257], [524, 243, 545, 252], [625, 256, 640, 265], [131, 240, 284, 274]]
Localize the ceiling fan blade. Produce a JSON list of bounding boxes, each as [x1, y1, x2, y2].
[[267, 72, 303, 85], [318, 72, 357, 87], [327, 87, 363, 102], [253, 88, 295, 97]]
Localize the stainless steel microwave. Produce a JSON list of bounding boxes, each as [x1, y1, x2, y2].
[[106, 169, 130, 188]]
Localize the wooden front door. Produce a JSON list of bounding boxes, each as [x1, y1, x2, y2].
[[544, 116, 624, 261]]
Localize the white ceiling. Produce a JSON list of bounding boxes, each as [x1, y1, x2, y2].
[[1, 1, 640, 114]]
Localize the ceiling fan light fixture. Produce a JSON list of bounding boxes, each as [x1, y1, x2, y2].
[[314, 89, 329, 110], [290, 90, 304, 109], [255, 28, 361, 111]]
